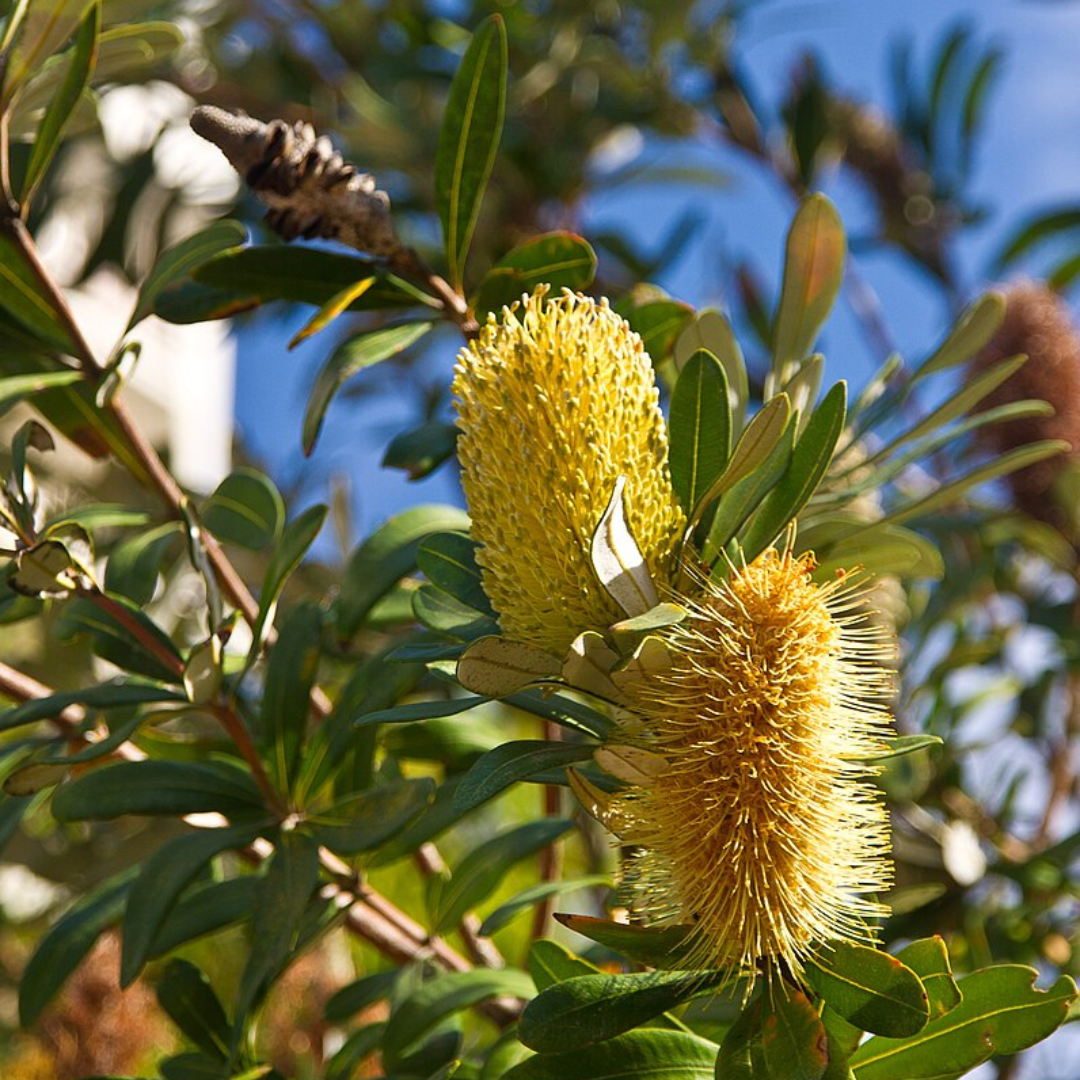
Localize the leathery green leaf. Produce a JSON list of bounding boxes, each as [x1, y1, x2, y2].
[[479, 875, 609, 937], [0, 225, 82, 354], [337, 504, 469, 637], [417, 531, 495, 617], [427, 818, 573, 935], [1, 0, 96, 105], [519, 970, 723, 1053], [155, 959, 230, 1062], [473, 232, 597, 315], [454, 740, 596, 815], [849, 965, 1077, 1080], [309, 777, 435, 855], [674, 308, 749, 429], [303, 321, 434, 455], [201, 467, 284, 551], [805, 941, 930, 1038], [503, 1028, 718, 1080], [740, 381, 846, 560], [916, 294, 1006, 379], [381, 968, 533, 1061], [772, 194, 846, 385], [553, 914, 693, 970], [669, 350, 731, 515], [895, 937, 962, 1019], [528, 940, 601, 991], [435, 14, 507, 287]]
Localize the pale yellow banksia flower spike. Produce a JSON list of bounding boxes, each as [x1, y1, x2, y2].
[[452, 288, 686, 655], [615, 549, 895, 983]]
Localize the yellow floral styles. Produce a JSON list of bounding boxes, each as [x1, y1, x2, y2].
[[615, 549, 895, 980], [453, 288, 685, 655]]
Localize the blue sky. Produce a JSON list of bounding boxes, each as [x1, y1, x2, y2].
[[234, 0, 1080, 544]]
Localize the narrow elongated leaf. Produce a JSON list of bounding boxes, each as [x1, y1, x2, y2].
[[843, 734, 943, 763], [669, 350, 731, 514], [994, 206, 1080, 270], [20, 870, 134, 1025], [382, 968, 533, 1060], [51, 760, 264, 821], [233, 831, 320, 1033], [414, 585, 494, 636], [417, 532, 494, 616], [326, 970, 401, 1023], [326, 1023, 388, 1080], [427, 818, 573, 934], [19, 0, 97, 204], [503, 1028, 718, 1080], [473, 232, 597, 314], [703, 393, 792, 507], [519, 970, 722, 1053], [0, 226, 82, 354], [895, 937, 961, 1019], [121, 824, 262, 986], [261, 601, 321, 789], [505, 689, 612, 738], [337, 504, 469, 637], [740, 381, 846, 559], [454, 740, 596, 814], [479, 875, 609, 937], [368, 774, 468, 867], [148, 877, 261, 960], [849, 966, 1076, 1080], [356, 694, 488, 727], [104, 522, 181, 604], [0, 369, 82, 412], [435, 14, 507, 287], [246, 503, 327, 667], [1, 0, 96, 104], [310, 777, 435, 854], [155, 959, 230, 1061], [128, 221, 247, 330], [0, 680, 183, 732], [804, 942, 929, 1038], [914, 293, 1005, 379], [674, 308, 749, 427], [289, 275, 376, 348], [202, 467, 284, 550], [302, 321, 434, 455], [811, 523, 945, 581], [553, 914, 693, 970], [772, 195, 846, 382]]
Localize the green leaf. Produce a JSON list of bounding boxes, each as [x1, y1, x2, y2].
[[127, 221, 247, 330], [104, 521, 181, 605], [20, 870, 133, 1025], [356, 694, 489, 727], [625, 299, 695, 362], [503, 1028, 718, 1080], [245, 503, 327, 667], [805, 942, 929, 1038], [155, 959, 230, 1061], [18, 0, 96, 204], [762, 987, 830, 1080], [849, 966, 1077, 1080], [121, 824, 262, 986], [669, 350, 731, 515], [148, 877, 261, 961], [994, 206, 1080, 271], [772, 194, 846, 384], [51, 760, 264, 821], [915, 293, 1005, 379], [479, 875, 609, 937], [674, 309, 749, 430], [326, 970, 401, 1023], [427, 818, 573, 935], [413, 583, 492, 637], [473, 232, 597, 314], [528, 940, 600, 991], [417, 532, 495, 617], [0, 368, 82, 413], [261, 601, 321, 789], [233, 831, 320, 1034], [0, 678, 182, 733], [337, 504, 469, 638], [302, 321, 434, 455], [383, 421, 458, 481], [895, 937, 961, 1020], [1, 0, 96, 105], [505, 689, 613, 739], [435, 14, 507, 287], [0, 225, 82, 354], [326, 1022, 388, 1080], [288, 275, 377, 348], [310, 777, 435, 854], [55, 595, 183, 683], [552, 914, 693, 970], [368, 774, 469, 867], [702, 392, 792, 508], [158, 1051, 231, 1080], [382, 968, 533, 1061], [740, 381, 846, 560], [519, 970, 722, 1053], [809, 523, 945, 581], [454, 740, 596, 814], [202, 467, 284, 551]]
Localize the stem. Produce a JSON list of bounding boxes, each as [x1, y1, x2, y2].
[[531, 720, 564, 941]]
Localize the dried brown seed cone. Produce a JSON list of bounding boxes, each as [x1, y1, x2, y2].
[[970, 281, 1080, 529], [191, 106, 403, 260]]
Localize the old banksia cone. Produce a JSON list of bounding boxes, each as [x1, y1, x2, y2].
[[453, 288, 685, 655], [612, 549, 895, 981]]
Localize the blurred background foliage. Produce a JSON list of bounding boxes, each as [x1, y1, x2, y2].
[[3, 0, 1080, 1077]]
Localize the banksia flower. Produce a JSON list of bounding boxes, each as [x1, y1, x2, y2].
[[970, 281, 1080, 531], [612, 549, 894, 981], [453, 289, 685, 655], [191, 107, 403, 260]]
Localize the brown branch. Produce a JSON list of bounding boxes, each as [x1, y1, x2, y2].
[[531, 720, 564, 941]]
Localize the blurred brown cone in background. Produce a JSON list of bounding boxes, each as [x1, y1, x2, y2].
[[970, 281, 1080, 536]]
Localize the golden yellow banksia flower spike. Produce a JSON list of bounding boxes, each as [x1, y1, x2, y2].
[[612, 548, 895, 983], [452, 288, 686, 656]]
